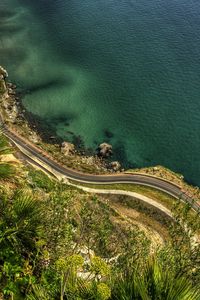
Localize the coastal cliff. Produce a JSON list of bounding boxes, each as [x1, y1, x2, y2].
[[0, 66, 121, 174], [0, 67, 199, 299], [1, 66, 200, 203]]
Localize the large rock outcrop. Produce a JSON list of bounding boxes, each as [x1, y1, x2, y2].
[[61, 141, 75, 156], [98, 142, 113, 158], [0, 66, 8, 79], [0, 66, 8, 100]]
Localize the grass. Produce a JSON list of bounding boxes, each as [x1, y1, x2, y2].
[[98, 193, 170, 241], [69, 181, 199, 224], [28, 168, 84, 194], [0, 133, 13, 156], [0, 133, 15, 179], [26, 171, 173, 236], [126, 166, 184, 180], [0, 163, 15, 179], [28, 169, 56, 192], [69, 181, 177, 210]]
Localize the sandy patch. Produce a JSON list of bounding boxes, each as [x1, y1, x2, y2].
[[0, 153, 21, 164]]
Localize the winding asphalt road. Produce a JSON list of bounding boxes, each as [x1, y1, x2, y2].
[[2, 125, 200, 213]]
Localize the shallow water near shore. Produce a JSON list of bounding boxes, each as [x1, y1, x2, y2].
[[1, 0, 200, 185]]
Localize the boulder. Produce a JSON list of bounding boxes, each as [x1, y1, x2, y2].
[[10, 105, 19, 122], [98, 142, 112, 157], [0, 66, 8, 78], [29, 132, 40, 143], [0, 78, 8, 100], [109, 161, 121, 171], [0, 66, 8, 100], [61, 141, 75, 156]]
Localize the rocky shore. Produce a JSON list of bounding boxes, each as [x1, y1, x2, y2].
[[0, 66, 122, 174], [1, 66, 200, 203]]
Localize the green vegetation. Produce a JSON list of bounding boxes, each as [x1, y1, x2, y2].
[[0, 132, 15, 179], [69, 180, 177, 210], [28, 169, 55, 192], [0, 133, 12, 156], [0, 163, 15, 179], [0, 163, 199, 299], [0, 133, 199, 299], [111, 257, 199, 300]]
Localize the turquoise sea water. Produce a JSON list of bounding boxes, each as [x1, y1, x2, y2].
[[1, 0, 200, 185]]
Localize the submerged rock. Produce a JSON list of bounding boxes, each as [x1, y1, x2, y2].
[[98, 142, 113, 157], [61, 141, 75, 156]]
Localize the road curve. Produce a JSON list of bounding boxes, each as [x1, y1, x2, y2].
[[2, 126, 200, 213]]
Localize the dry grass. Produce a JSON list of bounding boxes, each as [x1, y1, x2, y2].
[[69, 180, 177, 210]]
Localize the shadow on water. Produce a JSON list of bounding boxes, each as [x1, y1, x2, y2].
[[104, 129, 114, 139], [23, 77, 73, 95], [4, 0, 200, 185], [22, 111, 65, 144], [0, 5, 28, 67], [20, 101, 86, 150], [113, 142, 136, 169], [0, 46, 26, 57], [0, 23, 24, 34], [0, 47, 27, 66], [0, 9, 16, 19], [17, 0, 90, 63], [24, 110, 88, 153]]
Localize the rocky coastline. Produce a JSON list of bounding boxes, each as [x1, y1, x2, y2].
[[1, 66, 200, 202], [0, 66, 122, 174]]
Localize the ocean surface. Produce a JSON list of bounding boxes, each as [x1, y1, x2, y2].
[[1, 0, 200, 185]]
